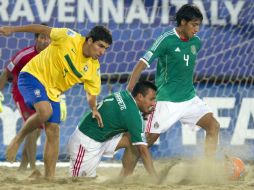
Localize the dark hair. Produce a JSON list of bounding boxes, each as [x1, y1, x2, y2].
[[34, 23, 48, 38], [131, 81, 157, 97], [86, 25, 112, 45], [176, 4, 203, 26]]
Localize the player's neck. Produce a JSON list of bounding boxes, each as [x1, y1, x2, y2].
[[82, 43, 90, 58], [175, 27, 189, 41]]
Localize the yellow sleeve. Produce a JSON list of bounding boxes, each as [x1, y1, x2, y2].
[[50, 28, 77, 44], [83, 70, 101, 96]]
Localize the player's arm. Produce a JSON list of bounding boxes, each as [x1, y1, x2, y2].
[[136, 144, 158, 179], [86, 92, 103, 128], [127, 60, 147, 92], [0, 69, 10, 112], [0, 24, 52, 37], [0, 69, 9, 90]]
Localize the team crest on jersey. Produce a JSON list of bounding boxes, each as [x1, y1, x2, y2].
[[34, 89, 41, 98], [154, 121, 159, 128], [67, 29, 76, 37], [191, 45, 197, 55]]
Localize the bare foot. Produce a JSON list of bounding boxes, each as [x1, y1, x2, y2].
[[6, 137, 20, 162], [18, 165, 27, 172], [29, 169, 42, 178]]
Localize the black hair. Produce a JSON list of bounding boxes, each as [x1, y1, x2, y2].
[[86, 25, 112, 45], [34, 23, 48, 38], [176, 4, 203, 26], [131, 81, 157, 97]]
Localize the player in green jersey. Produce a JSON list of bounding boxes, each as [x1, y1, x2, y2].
[[124, 4, 220, 173], [67, 81, 159, 180]]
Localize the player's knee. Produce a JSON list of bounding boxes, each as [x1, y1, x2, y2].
[[34, 102, 53, 123], [206, 119, 220, 135], [38, 109, 52, 123], [146, 133, 159, 147], [45, 124, 60, 141]]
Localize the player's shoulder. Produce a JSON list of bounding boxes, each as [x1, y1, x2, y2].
[[191, 35, 201, 43], [12, 46, 36, 63], [157, 28, 176, 41], [15, 46, 36, 56], [51, 28, 81, 39]]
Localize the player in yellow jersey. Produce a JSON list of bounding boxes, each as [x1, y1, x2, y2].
[[0, 24, 112, 178]]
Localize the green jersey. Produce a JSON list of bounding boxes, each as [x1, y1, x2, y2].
[[78, 90, 146, 145], [141, 28, 201, 102]]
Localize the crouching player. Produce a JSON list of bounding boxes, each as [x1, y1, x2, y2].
[[68, 81, 158, 180]]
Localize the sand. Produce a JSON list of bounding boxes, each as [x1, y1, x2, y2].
[[0, 160, 254, 190]]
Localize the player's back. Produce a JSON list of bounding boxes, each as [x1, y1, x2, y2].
[[79, 90, 141, 142]]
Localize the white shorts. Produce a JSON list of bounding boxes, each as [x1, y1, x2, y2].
[[146, 96, 211, 133], [67, 128, 122, 177]]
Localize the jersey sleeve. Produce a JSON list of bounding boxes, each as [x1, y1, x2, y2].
[[83, 67, 101, 96], [6, 61, 15, 73], [140, 34, 168, 67], [125, 112, 147, 145], [6, 49, 26, 74], [50, 28, 77, 45]]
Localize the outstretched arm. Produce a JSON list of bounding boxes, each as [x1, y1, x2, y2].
[[137, 144, 158, 179], [0, 24, 52, 37], [127, 60, 147, 92], [0, 69, 9, 91], [86, 92, 103, 128]]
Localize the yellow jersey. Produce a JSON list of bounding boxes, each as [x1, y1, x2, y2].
[[22, 28, 101, 102]]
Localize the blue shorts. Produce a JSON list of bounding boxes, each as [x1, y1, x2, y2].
[[18, 72, 61, 124]]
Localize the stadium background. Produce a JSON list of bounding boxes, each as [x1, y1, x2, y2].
[[0, 0, 253, 161]]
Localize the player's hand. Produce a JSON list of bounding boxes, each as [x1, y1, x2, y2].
[[92, 108, 103, 128], [0, 91, 4, 113], [60, 94, 67, 121], [0, 26, 13, 36]]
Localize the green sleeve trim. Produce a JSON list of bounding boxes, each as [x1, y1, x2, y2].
[[64, 54, 82, 78]]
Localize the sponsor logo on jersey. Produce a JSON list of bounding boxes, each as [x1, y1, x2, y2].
[[191, 45, 197, 55], [34, 89, 41, 98], [143, 51, 153, 61], [175, 47, 181, 52], [67, 29, 76, 37]]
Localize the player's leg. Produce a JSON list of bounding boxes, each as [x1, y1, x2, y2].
[[6, 101, 52, 162], [22, 128, 41, 170], [180, 96, 220, 158], [44, 122, 59, 178], [68, 128, 104, 177], [6, 72, 52, 162], [19, 148, 29, 170], [121, 101, 180, 176], [196, 113, 220, 158], [115, 133, 136, 176], [119, 133, 160, 176], [43, 100, 61, 178], [16, 100, 42, 170]]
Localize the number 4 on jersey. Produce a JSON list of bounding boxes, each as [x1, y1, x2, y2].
[[184, 54, 189, 66]]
